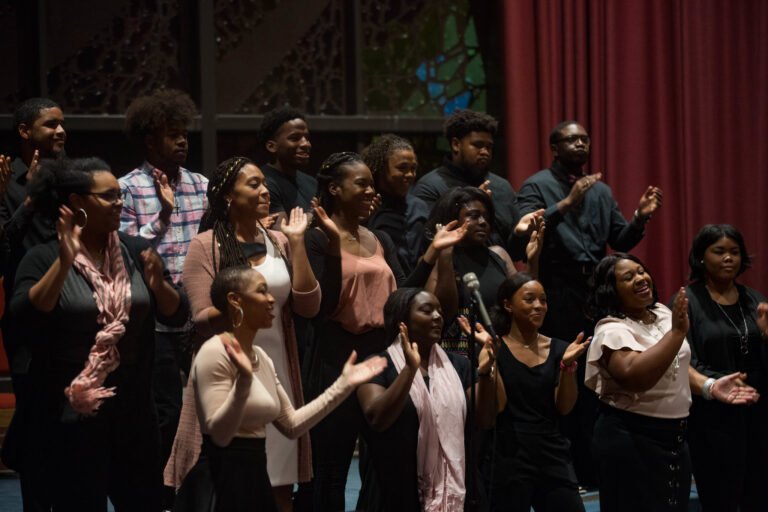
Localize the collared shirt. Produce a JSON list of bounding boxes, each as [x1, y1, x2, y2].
[[262, 163, 317, 214], [119, 161, 208, 285], [516, 161, 645, 274], [411, 158, 520, 249]]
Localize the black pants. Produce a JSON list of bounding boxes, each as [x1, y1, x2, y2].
[[593, 405, 690, 512], [296, 323, 385, 512], [203, 436, 277, 512], [688, 402, 768, 512]]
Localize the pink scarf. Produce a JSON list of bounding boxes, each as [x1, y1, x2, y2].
[[65, 231, 132, 415], [387, 341, 467, 511]]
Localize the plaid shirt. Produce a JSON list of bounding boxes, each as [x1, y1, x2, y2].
[[119, 162, 208, 285]]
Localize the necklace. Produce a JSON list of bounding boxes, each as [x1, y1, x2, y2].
[[632, 314, 680, 379], [713, 301, 750, 355]]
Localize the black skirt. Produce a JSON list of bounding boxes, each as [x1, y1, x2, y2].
[[592, 404, 690, 512]]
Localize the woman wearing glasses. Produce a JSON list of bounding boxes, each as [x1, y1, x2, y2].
[[8, 157, 187, 510]]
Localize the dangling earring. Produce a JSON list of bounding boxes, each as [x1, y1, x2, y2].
[[232, 305, 244, 329], [226, 199, 232, 215], [76, 208, 88, 228]]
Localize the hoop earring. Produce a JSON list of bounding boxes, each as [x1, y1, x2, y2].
[[76, 208, 88, 228], [232, 305, 244, 329]]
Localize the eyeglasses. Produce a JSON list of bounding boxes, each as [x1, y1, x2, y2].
[[87, 190, 124, 204], [556, 134, 591, 145]]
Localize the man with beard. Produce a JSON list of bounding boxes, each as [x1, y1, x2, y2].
[[412, 109, 520, 248], [514, 120, 662, 488], [119, 89, 207, 508], [258, 106, 316, 226]]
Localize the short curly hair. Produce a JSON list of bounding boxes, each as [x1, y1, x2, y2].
[[258, 106, 306, 144], [124, 89, 197, 144], [444, 109, 498, 142], [13, 97, 61, 132]]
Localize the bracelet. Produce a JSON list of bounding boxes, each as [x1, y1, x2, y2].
[[702, 377, 716, 400], [559, 360, 578, 373]]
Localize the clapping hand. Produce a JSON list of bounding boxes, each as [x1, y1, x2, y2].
[[140, 248, 165, 292], [756, 302, 768, 337], [432, 219, 468, 251], [514, 209, 545, 236], [566, 173, 602, 208], [479, 180, 492, 198], [341, 350, 387, 386], [562, 332, 591, 366], [525, 217, 546, 263], [154, 173, 175, 218], [670, 288, 689, 335], [712, 372, 760, 405], [0, 155, 13, 198], [57, 205, 82, 267], [457, 315, 497, 375], [399, 323, 421, 371], [636, 186, 663, 219], [311, 198, 341, 241], [222, 334, 254, 379], [280, 207, 309, 240]]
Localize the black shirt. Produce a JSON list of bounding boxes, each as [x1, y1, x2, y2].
[[262, 163, 317, 214], [358, 350, 471, 512], [367, 192, 429, 274], [516, 161, 645, 277], [411, 159, 520, 248]]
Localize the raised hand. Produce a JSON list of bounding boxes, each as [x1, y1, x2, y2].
[[712, 372, 760, 405], [341, 350, 388, 386], [562, 332, 591, 365], [27, 150, 40, 181], [369, 193, 382, 216], [222, 334, 254, 378], [432, 219, 468, 251], [457, 316, 497, 374], [479, 180, 492, 197], [57, 205, 82, 267], [140, 248, 165, 292], [154, 173, 175, 218], [756, 302, 768, 337], [525, 219, 546, 263], [636, 186, 663, 219], [0, 155, 12, 197], [398, 322, 421, 371], [514, 209, 545, 236], [260, 213, 278, 230], [565, 173, 602, 208], [280, 207, 309, 239], [312, 201, 340, 241], [670, 288, 689, 335]]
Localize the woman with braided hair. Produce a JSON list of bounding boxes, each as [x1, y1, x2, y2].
[[297, 151, 469, 511], [165, 156, 319, 512]]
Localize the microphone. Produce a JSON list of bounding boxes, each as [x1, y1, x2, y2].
[[462, 272, 500, 343]]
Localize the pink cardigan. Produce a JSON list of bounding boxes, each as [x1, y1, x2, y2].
[[164, 229, 320, 487]]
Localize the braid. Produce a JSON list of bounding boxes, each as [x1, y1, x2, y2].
[[315, 151, 364, 215], [361, 134, 413, 189], [201, 156, 252, 270]]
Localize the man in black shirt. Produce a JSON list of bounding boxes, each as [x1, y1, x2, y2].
[[259, 107, 316, 225], [411, 109, 520, 249], [515, 120, 662, 487]]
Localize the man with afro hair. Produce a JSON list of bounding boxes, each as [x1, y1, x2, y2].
[[118, 89, 207, 507], [411, 109, 520, 249], [258, 106, 316, 225]]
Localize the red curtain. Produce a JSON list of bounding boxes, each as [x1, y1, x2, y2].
[[501, 0, 768, 299]]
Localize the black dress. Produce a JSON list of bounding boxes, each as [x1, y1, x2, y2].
[[357, 351, 471, 512], [489, 338, 583, 512], [681, 281, 768, 511]]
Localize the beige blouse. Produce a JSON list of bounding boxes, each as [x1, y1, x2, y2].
[[193, 335, 352, 447], [585, 303, 692, 419]]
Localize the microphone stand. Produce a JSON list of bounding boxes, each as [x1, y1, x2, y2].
[[465, 295, 479, 512]]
